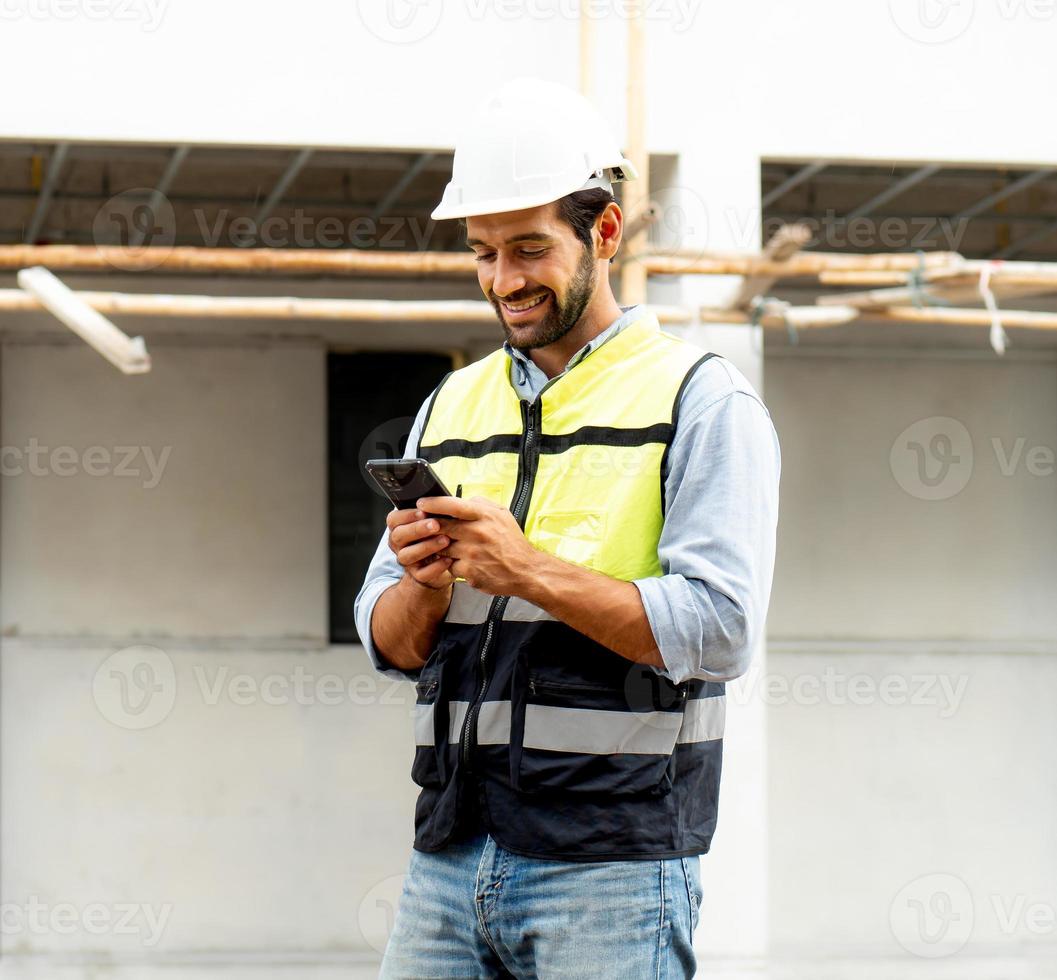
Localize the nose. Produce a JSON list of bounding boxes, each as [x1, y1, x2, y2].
[[490, 254, 527, 300]]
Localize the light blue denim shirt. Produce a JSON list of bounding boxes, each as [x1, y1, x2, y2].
[[353, 305, 782, 686]]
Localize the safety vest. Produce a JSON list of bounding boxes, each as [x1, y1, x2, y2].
[[412, 310, 727, 860]]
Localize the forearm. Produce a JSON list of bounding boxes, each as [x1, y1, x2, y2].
[[371, 573, 453, 671], [517, 549, 664, 670]]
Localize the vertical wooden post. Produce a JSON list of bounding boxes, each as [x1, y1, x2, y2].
[[579, 2, 594, 101], [623, 0, 649, 306]]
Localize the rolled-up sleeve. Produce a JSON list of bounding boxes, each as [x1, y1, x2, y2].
[[632, 370, 781, 685], [352, 389, 436, 683]]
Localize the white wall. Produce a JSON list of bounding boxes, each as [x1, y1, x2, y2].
[[2, 1, 1054, 164], [764, 347, 1057, 973]]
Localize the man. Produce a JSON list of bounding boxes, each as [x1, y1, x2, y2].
[[354, 77, 781, 978]]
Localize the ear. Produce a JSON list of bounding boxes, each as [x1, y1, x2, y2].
[[595, 202, 623, 261]]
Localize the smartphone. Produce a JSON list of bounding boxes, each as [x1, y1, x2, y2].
[[365, 458, 455, 511]]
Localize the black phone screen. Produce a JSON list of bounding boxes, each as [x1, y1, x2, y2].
[[365, 458, 453, 510]]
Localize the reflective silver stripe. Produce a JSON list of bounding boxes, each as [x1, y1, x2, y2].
[[523, 704, 684, 755], [413, 703, 434, 745], [677, 696, 726, 744], [476, 699, 512, 744], [416, 696, 724, 749], [444, 583, 557, 624], [413, 699, 469, 746], [502, 598, 557, 623], [445, 583, 491, 624], [448, 700, 469, 743]]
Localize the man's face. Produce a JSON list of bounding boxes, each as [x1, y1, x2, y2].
[[465, 202, 597, 351]]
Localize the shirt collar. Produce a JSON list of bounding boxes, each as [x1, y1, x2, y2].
[[502, 304, 644, 387]]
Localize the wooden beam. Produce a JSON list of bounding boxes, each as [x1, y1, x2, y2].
[[644, 249, 961, 277], [0, 244, 966, 280], [16, 267, 150, 373], [0, 287, 694, 326], [726, 223, 812, 309], [699, 304, 859, 329], [870, 306, 1057, 331]]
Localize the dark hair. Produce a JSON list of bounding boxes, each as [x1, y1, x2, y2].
[[554, 187, 616, 252], [456, 187, 617, 253]]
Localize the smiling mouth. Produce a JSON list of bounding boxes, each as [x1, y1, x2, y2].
[[501, 293, 549, 317]]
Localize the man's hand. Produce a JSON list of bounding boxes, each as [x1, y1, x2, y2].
[[416, 495, 539, 596], [386, 507, 455, 591]]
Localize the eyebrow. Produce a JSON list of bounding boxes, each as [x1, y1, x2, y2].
[[465, 232, 556, 248]]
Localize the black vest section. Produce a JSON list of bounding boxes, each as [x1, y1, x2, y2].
[[410, 613, 726, 861], [406, 335, 728, 861]]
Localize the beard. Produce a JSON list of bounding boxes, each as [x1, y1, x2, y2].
[[493, 244, 597, 351]]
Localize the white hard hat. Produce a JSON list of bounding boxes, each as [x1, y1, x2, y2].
[[431, 76, 638, 221]]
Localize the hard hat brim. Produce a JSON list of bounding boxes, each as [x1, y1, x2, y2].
[[431, 158, 638, 222]]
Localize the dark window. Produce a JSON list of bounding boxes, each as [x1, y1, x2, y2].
[[327, 351, 453, 644]]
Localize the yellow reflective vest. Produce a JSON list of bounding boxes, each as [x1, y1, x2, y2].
[[411, 310, 727, 860]]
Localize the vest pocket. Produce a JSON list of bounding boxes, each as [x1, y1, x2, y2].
[[510, 664, 689, 798], [410, 662, 449, 789], [533, 509, 607, 570]]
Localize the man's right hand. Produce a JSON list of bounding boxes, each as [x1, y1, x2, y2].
[[386, 508, 456, 591]]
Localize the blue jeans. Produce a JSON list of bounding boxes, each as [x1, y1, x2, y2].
[[378, 830, 703, 979]]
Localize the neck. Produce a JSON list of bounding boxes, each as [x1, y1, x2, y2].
[[528, 293, 629, 380]]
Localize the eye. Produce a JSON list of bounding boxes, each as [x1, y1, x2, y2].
[[521, 249, 546, 258], [474, 253, 495, 263]]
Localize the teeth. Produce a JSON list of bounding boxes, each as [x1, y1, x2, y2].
[[505, 294, 546, 312]]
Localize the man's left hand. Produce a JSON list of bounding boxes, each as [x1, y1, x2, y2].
[[415, 495, 538, 596]]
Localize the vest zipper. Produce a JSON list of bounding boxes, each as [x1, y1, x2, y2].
[[458, 396, 542, 773]]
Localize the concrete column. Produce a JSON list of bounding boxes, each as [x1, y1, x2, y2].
[[651, 147, 770, 969]]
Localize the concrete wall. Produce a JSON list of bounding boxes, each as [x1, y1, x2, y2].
[[764, 346, 1057, 975]]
